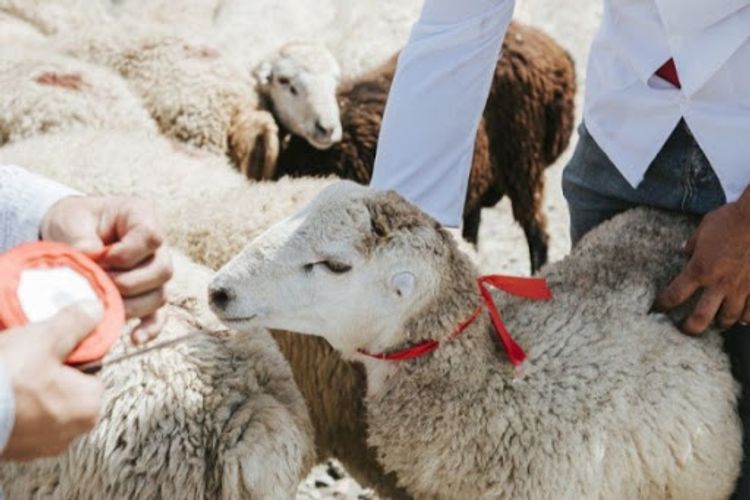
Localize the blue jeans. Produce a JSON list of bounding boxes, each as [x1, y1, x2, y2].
[[562, 120, 726, 246], [563, 121, 750, 499]]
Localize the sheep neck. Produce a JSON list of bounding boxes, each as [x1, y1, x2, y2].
[[356, 247, 550, 397], [358, 274, 548, 364]]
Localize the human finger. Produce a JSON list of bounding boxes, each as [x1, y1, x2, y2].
[[123, 288, 167, 320], [37, 301, 104, 360], [110, 247, 173, 297], [130, 311, 166, 345], [682, 289, 724, 335], [654, 271, 700, 312], [104, 223, 164, 271], [717, 293, 748, 329]]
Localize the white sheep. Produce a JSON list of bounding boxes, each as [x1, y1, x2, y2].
[[209, 0, 422, 82], [0, 10, 46, 47], [210, 181, 742, 499], [0, 250, 315, 499], [0, 130, 412, 497], [255, 42, 343, 150], [0, 130, 332, 270], [0, 43, 158, 146], [54, 22, 280, 179]]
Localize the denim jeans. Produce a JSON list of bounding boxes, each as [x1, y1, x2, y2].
[[563, 120, 749, 499], [562, 120, 726, 246]]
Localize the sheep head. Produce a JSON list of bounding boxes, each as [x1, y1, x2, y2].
[[209, 181, 472, 358], [255, 42, 343, 150]]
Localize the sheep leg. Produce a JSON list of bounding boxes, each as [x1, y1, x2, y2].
[[462, 207, 482, 245], [229, 108, 279, 180], [523, 221, 549, 274], [503, 164, 550, 274]]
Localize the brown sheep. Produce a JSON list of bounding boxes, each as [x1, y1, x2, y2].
[[271, 21, 576, 273]]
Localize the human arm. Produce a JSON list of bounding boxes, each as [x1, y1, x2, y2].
[[0, 165, 78, 251], [370, 0, 515, 228], [0, 164, 172, 342], [655, 186, 750, 333], [41, 195, 172, 342]]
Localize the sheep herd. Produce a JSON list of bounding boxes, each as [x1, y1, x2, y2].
[[0, 1, 740, 499]]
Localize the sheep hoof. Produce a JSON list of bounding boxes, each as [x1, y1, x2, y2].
[[525, 226, 549, 274]]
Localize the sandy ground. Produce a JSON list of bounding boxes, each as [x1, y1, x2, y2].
[[296, 1, 602, 497]]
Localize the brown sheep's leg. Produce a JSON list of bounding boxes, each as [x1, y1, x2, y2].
[[462, 207, 482, 245], [504, 163, 550, 274], [524, 218, 549, 275]]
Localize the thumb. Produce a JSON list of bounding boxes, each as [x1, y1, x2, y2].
[[69, 237, 105, 257], [36, 301, 104, 361]]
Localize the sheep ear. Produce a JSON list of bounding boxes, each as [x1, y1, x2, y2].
[[254, 61, 273, 87], [390, 271, 416, 299]]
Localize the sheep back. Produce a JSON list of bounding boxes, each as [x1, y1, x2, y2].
[[0, 44, 158, 146]]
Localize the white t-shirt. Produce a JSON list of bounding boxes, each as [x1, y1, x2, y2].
[[371, 0, 750, 226]]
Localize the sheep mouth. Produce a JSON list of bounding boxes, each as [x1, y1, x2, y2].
[[307, 136, 339, 150], [218, 315, 258, 327]]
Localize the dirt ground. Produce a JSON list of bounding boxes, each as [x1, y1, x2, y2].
[[297, 1, 603, 497]]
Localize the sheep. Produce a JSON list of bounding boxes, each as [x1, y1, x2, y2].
[[0, 4, 278, 178], [0, 250, 315, 499], [0, 0, 109, 37], [0, 129, 416, 498], [209, 181, 743, 499], [54, 22, 280, 179], [0, 9, 46, 47], [0, 43, 158, 146], [254, 42, 344, 151], [269, 21, 577, 273], [209, 0, 423, 82]]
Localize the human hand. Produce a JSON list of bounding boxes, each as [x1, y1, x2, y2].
[[0, 302, 105, 461], [654, 200, 750, 334], [40, 196, 173, 344]]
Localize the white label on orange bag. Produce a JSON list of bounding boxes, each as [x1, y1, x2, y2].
[[17, 266, 100, 322]]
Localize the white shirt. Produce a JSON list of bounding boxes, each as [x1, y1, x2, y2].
[[371, 0, 750, 227], [0, 165, 78, 458]]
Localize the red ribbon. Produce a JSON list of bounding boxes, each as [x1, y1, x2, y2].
[[358, 274, 552, 365]]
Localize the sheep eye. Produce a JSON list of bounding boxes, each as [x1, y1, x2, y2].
[[303, 261, 352, 274], [321, 261, 352, 274], [277, 76, 290, 86], [289, 85, 298, 96]]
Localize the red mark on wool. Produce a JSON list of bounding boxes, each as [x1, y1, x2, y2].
[[34, 72, 85, 91]]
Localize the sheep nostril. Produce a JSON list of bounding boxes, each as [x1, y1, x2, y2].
[[209, 286, 234, 311], [315, 121, 333, 138]]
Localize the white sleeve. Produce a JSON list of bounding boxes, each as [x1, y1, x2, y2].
[[0, 364, 14, 455], [0, 165, 79, 253], [370, 0, 515, 227]]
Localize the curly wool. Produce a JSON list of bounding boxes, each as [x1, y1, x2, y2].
[[216, 182, 742, 499], [363, 207, 741, 499], [55, 21, 279, 179], [0, 43, 158, 146]]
